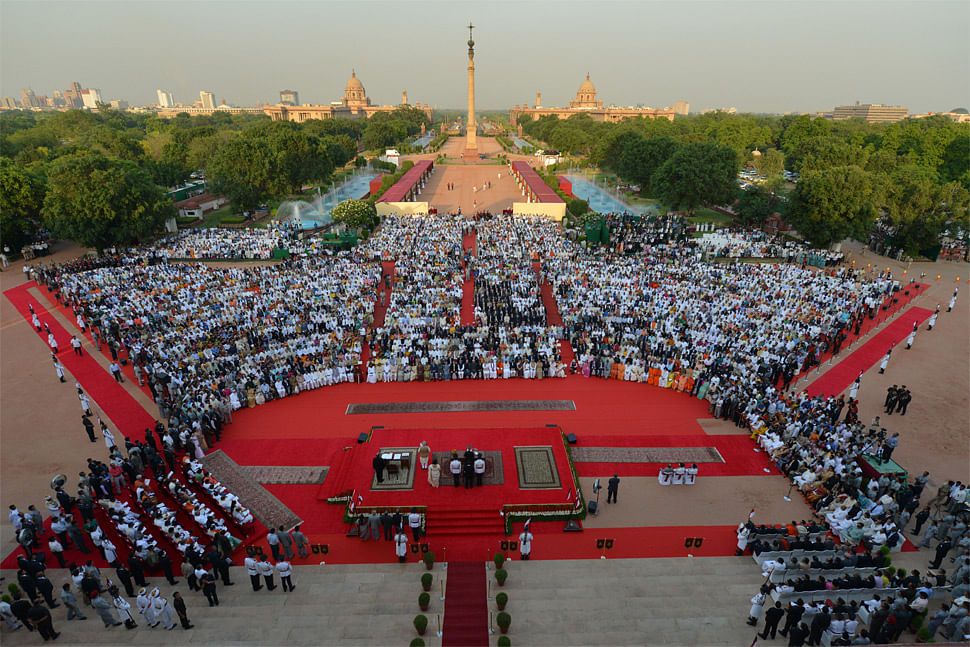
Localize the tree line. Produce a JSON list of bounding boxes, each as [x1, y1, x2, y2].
[[519, 112, 969, 254], [0, 106, 431, 253]]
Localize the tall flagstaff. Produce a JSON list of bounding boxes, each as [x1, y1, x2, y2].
[[463, 22, 478, 161]]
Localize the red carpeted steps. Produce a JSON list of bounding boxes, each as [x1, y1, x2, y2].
[[429, 508, 505, 537], [442, 562, 489, 647], [534, 262, 576, 366], [318, 444, 357, 500]]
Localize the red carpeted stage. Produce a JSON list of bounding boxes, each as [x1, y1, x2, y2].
[[2, 278, 923, 569]]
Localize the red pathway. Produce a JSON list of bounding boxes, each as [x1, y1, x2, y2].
[[534, 260, 575, 366], [460, 230, 476, 326], [805, 305, 934, 397], [442, 562, 488, 647], [4, 282, 156, 436]]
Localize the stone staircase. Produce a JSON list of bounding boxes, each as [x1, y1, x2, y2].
[[0, 563, 447, 647]]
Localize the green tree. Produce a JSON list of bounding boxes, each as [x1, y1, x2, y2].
[[735, 185, 779, 227], [786, 136, 869, 174], [42, 152, 173, 253], [208, 137, 275, 211], [778, 114, 831, 153], [787, 165, 877, 248], [619, 136, 680, 195], [651, 142, 739, 215], [330, 199, 378, 230], [752, 148, 786, 186], [939, 134, 969, 187], [0, 158, 45, 252], [567, 198, 589, 217]]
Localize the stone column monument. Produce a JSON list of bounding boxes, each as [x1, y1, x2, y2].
[[462, 22, 479, 162]]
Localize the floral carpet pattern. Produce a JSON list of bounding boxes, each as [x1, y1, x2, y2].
[[570, 447, 724, 463], [514, 446, 562, 489], [200, 450, 303, 530], [346, 400, 576, 414], [240, 466, 330, 484]]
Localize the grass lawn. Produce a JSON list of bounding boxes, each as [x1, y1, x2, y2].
[[202, 204, 235, 227], [689, 207, 734, 226]]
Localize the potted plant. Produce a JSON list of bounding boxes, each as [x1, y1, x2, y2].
[[423, 551, 435, 571], [497, 637, 511, 647], [414, 614, 428, 635], [497, 611, 511, 634], [493, 552, 506, 570], [495, 569, 508, 586], [496, 592, 508, 610], [410, 639, 426, 647], [421, 572, 433, 592], [418, 592, 430, 612]]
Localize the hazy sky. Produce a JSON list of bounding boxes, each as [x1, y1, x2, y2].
[[2, 0, 968, 114]]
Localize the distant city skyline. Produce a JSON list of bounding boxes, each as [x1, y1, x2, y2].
[[1, 1, 968, 114]]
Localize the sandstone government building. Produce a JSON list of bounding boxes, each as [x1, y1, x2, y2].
[[263, 71, 433, 123], [509, 74, 687, 125]]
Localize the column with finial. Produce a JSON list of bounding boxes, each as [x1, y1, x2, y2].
[[464, 22, 478, 157]]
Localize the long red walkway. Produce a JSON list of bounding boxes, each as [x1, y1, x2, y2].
[[461, 230, 476, 326], [534, 260, 575, 366], [805, 305, 934, 397], [4, 282, 156, 435], [441, 562, 488, 647]]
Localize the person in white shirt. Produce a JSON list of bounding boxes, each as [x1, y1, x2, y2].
[[408, 508, 422, 542], [394, 530, 409, 563], [257, 555, 276, 590], [449, 455, 462, 488], [276, 559, 294, 592], [518, 528, 533, 560], [244, 555, 262, 591], [474, 453, 486, 486]]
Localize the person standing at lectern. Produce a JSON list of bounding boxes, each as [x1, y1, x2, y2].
[[373, 453, 386, 484]]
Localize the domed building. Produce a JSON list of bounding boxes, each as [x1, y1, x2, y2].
[[342, 70, 370, 107], [510, 73, 680, 125], [264, 70, 432, 123], [568, 74, 603, 109]]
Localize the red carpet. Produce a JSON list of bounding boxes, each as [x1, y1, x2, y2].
[[461, 231, 476, 326], [371, 261, 394, 329], [804, 306, 934, 397], [442, 562, 488, 647], [790, 283, 928, 386], [4, 282, 157, 436]]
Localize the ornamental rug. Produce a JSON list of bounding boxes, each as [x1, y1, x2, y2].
[[514, 446, 562, 489], [240, 465, 329, 484], [370, 447, 417, 491], [345, 399, 576, 414], [570, 447, 725, 464], [200, 450, 303, 530], [431, 450, 505, 486]]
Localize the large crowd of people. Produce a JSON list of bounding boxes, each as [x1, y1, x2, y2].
[[7, 209, 966, 643]]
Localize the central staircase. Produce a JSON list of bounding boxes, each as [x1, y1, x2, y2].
[[428, 507, 505, 537]]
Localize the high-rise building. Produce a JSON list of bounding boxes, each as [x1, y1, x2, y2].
[[199, 91, 216, 110], [80, 88, 103, 109], [279, 89, 299, 106], [20, 89, 41, 108], [1, 96, 19, 109], [64, 82, 84, 108], [110, 99, 129, 111], [832, 103, 908, 123], [670, 101, 690, 116], [157, 89, 175, 108]]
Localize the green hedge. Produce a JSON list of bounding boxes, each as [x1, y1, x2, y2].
[[220, 215, 247, 224]]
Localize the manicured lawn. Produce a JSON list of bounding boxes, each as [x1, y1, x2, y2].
[[689, 207, 734, 226], [202, 204, 235, 227]]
